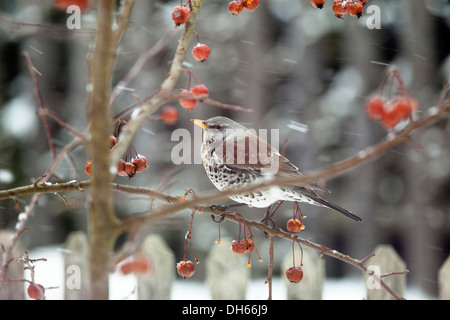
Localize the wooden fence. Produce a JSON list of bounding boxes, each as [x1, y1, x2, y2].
[[1, 230, 449, 300]]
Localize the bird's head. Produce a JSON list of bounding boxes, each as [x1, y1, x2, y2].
[[191, 116, 247, 139]]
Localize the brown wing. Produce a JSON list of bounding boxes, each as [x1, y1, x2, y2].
[[212, 133, 300, 178]]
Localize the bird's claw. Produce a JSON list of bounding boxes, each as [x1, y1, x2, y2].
[[210, 204, 230, 212], [211, 213, 226, 223]]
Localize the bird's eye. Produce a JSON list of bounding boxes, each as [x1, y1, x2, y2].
[[209, 124, 222, 130]]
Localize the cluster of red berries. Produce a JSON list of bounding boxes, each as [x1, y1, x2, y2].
[[231, 238, 255, 255], [179, 84, 209, 110], [229, 215, 262, 267], [311, 0, 369, 19], [227, 0, 260, 15], [365, 70, 419, 130], [85, 135, 148, 178], [118, 254, 152, 275], [366, 94, 418, 130], [117, 154, 148, 178], [232, 237, 262, 268]]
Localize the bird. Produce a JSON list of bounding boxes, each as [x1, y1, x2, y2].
[[191, 116, 362, 222]]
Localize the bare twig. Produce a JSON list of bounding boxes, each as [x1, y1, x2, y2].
[[110, 31, 175, 104], [22, 51, 57, 158], [265, 235, 275, 300]]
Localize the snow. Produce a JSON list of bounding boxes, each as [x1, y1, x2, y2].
[[25, 246, 434, 300]]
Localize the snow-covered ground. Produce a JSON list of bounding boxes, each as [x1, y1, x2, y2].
[[26, 246, 432, 300]]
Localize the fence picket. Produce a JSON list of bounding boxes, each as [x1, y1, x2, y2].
[[205, 239, 250, 299], [63, 231, 89, 299], [438, 254, 450, 300], [365, 244, 406, 300], [137, 233, 175, 299], [0, 230, 25, 299]]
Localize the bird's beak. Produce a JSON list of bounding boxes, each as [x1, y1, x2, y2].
[[191, 119, 208, 129]]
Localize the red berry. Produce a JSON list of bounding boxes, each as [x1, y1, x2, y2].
[[286, 218, 304, 233], [27, 283, 45, 300], [179, 89, 197, 110], [346, 0, 363, 18], [172, 6, 190, 26], [286, 266, 303, 283], [124, 162, 136, 178], [131, 155, 148, 173], [117, 159, 128, 177], [360, 0, 369, 4], [231, 240, 247, 254], [55, 0, 89, 11], [132, 155, 148, 173], [177, 260, 195, 279], [160, 106, 179, 125], [109, 135, 117, 149], [366, 95, 387, 120], [192, 43, 210, 62], [391, 96, 418, 120], [380, 103, 402, 129], [119, 254, 152, 275], [244, 239, 255, 253], [85, 160, 92, 177], [242, 0, 259, 11], [191, 84, 209, 98], [332, 0, 347, 18], [228, 1, 244, 15], [311, 0, 325, 9]]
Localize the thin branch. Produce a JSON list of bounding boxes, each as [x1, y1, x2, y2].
[[22, 51, 57, 158], [0, 12, 96, 39], [0, 194, 41, 289], [37, 108, 86, 142], [265, 235, 274, 300], [110, 31, 175, 104], [203, 97, 254, 113]]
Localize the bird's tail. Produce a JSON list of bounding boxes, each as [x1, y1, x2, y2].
[[312, 196, 362, 222], [294, 186, 362, 222]]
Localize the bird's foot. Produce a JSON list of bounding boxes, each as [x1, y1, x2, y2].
[[211, 213, 225, 223], [210, 204, 230, 212]]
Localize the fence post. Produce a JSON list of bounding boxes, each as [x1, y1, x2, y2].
[[205, 239, 250, 299], [137, 233, 175, 300], [365, 244, 406, 300], [282, 245, 325, 300], [438, 254, 450, 300], [0, 230, 25, 299], [63, 231, 89, 299]]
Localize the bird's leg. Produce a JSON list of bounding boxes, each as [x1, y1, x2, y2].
[[209, 203, 246, 212], [261, 200, 284, 228], [210, 213, 226, 223]]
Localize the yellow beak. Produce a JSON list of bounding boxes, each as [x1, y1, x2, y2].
[[191, 119, 208, 129]]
